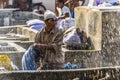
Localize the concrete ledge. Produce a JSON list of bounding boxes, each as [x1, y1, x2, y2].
[[0, 42, 26, 70], [0, 25, 37, 41], [0, 66, 120, 80], [62, 47, 101, 67], [0, 26, 36, 69], [74, 6, 120, 67]]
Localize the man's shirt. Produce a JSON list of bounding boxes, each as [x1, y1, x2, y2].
[[35, 26, 64, 69]]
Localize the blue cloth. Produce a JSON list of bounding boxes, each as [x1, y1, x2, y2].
[[110, 1, 119, 5], [71, 12, 74, 18], [22, 45, 42, 70], [64, 62, 86, 69], [105, 0, 119, 6], [30, 23, 45, 31]]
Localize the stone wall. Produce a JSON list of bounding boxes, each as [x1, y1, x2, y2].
[[101, 11, 120, 66], [0, 26, 37, 69], [63, 6, 120, 67], [75, 7, 102, 50], [0, 67, 120, 80], [0, 11, 42, 26]]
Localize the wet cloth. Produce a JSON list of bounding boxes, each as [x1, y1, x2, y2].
[[64, 62, 79, 69], [60, 17, 75, 31], [63, 27, 81, 46], [56, 17, 75, 31], [26, 19, 45, 31], [63, 27, 95, 50], [22, 45, 42, 70], [98, 0, 119, 6], [64, 62, 86, 69], [109, 0, 119, 5], [30, 23, 45, 31]]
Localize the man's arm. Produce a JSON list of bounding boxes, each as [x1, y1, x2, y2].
[[34, 28, 63, 51], [34, 43, 54, 50], [57, 13, 70, 19]]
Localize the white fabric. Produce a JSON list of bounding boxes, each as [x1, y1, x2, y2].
[[57, 6, 71, 18], [56, 7, 62, 17], [98, 2, 112, 6], [60, 17, 75, 31], [88, 0, 94, 6], [26, 19, 45, 26], [56, 18, 75, 31], [44, 10, 57, 20], [79, 1, 83, 5], [63, 27, 81, 46], [61, 6, 71, 17]]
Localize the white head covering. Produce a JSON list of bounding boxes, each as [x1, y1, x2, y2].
[[44, 10, 57, 20]]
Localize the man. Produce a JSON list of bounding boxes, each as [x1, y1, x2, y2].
[[65, 0, 85, 9], [22, 10, 64, 70], [56, 0, 71, 19], [34, 10, 64, 70], [65, 0, 85, 18], [56, 0, 73, 31]]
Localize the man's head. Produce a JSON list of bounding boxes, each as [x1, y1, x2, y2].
[[44, 10, 57, 28], [56, 0, 64, 8]]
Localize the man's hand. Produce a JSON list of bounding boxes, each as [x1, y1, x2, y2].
[[37, 66, 42, 70]]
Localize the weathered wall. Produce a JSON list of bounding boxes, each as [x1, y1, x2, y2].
[[63, 6, 120, 67], [101, 11, 120, 66], [0, 26, 37, 69], [75, 7, 102, 50], [0, 67, 120, 80]]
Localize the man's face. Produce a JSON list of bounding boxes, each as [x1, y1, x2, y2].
[[56, 2, 63, 8], [45, 18, 57, 27]]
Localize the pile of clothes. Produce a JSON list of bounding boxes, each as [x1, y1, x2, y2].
[[26, 19, 45, 31], [63, 27, 94, 50], [98, 0, 120, 6]]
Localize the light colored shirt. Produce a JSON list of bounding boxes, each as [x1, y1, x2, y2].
[[35, 26, 64, 69], [56, 7, 62, 17], [88, 0, 94, 6], [61, 6, 71, 17], [57, 6, 71, 17]]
